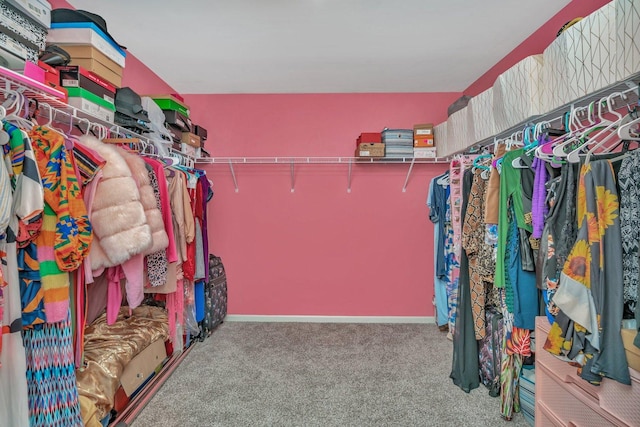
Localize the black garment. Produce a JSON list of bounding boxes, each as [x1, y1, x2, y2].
[[450, 169, 479, 393]]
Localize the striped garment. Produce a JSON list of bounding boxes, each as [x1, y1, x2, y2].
[[35, 204, 68, 323], [18, 240, 45, 327], [22, 312, 83, 427], [2, 123, 47, 329], [29, 126, 92, 323], [72, 142, 105, 186]]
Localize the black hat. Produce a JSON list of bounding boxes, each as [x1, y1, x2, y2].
[[52, 9, 126, 50], [114, 112, 151, 133], [115, 87, 149, 122]]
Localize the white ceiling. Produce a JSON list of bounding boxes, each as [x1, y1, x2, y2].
[[68, 0, 571, 94]]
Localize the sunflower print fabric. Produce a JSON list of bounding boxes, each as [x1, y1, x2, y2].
[[544, 160, 630, 386]]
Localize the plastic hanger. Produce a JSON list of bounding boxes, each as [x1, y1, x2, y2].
[[566, 93, 626, 162], [473, 152, 492, 170], [617, 106, 640, 141], [4, 92, 35, 130]]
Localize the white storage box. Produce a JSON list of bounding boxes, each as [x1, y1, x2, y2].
[[615, 0, 640, 82], [413, 147, 437, 158], [493, 55, 545, 130], [543, 31, 571, 111], [445, 106, 474, 157], [6, 0, 50, 28], [567, 2, 617, 100], [433, 122, 447, 158], [47, 26, 126, 67], [467, 87, 496, 141]]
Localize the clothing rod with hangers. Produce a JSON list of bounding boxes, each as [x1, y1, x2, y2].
[[0, 84, 197, 169], [444, 75, 640, 157]]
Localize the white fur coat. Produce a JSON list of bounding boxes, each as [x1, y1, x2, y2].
[[77, 135, 152, 270], [116, 147, 169, 255]]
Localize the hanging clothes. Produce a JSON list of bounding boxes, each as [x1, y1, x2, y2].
[[546, 159, 631, 386], [462, 167, 491, 339], [618, 150, 640, 317], [23, 313, 83, 427], [427, 174, 449, 328], [450, 169, 479, 393]]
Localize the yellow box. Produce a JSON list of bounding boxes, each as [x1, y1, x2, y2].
[[621, 329, 640, 372]]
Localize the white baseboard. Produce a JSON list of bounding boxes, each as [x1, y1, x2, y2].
[[225, 315, 435, 324]]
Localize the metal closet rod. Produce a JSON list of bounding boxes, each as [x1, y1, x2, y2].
[[0, 85, 197, 168], [195, 156, 450, 164]]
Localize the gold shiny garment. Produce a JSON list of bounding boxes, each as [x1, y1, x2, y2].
[[76, 306, 169, 423]]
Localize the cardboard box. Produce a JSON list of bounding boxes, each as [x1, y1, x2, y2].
[[621, 329, 640, 372], [414, 135, 434, 147], [355, 143, 384, 158], [120, 339, 167, 397], [356, 132, 381, 146], [150, 95, 190, 118], [66, 87, 116, 123], [194, 124, 207, 143], [181, 132, 200, 148], [164, 109, 191, 132], [413, 147, 437, 158], [167, 124, 183, 144], [39, 60, 59, 86], [6, 0, 51, 28], [58, 65, 116, 103], [69, 57, 121, 88], [48, 24, 126, 67], [0, 1, 48, 49], [23, 60, 43, 82], [67, 96, 115, 122], [180, 142, 196, 157], [0, 30, 37, 62], [413, 123, 434, 136]]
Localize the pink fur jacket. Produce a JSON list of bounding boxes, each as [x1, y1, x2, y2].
[[77, 135, 152, 270], [115, 147, 169, 255]]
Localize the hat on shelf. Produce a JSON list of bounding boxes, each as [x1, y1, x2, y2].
[[115, 87, 149, 122], [51, 9, 126, 50], [114, 111, 151, 133]]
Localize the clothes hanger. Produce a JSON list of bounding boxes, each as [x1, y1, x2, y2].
[[566, 93, 627, 162], [552, 99, 611, 159], [551, 105, 589, 158], [617, 105, 640, 141], [3, 92, 35, 130]]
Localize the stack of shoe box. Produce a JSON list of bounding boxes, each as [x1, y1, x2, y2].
[[0, 0, 51, 69], [46, 9, 125, 121], [149, 94, 197, 155], [413, 123, 436, 158]]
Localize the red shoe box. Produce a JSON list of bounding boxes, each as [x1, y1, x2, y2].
[[356, 132, 381, 146]]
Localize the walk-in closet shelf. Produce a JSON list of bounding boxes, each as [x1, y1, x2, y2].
[[0, 66, 196, 167], [442, 71, 640, 157], [196, 156, 450, 193]]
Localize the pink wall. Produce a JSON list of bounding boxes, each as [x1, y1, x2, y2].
[[184, 93, 458, 316], [465, 0, 612, 96]]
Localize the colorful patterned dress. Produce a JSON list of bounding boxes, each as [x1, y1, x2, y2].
[[544, 160, 630, 386]]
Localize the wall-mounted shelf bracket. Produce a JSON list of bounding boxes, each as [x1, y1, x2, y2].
[[402, 157, 416, 193], [229, 160, 239, 193]]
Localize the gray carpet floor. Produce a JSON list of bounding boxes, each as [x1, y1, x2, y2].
[[131, 322, 529, 427]]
